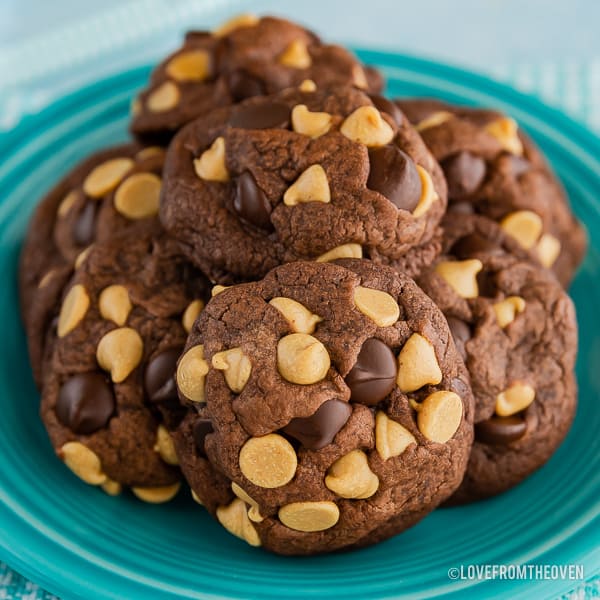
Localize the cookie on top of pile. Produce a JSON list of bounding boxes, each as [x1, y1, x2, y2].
[[18, 12, 584, 556]]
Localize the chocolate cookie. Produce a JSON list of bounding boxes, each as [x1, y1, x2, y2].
[[396, 99, 587, 286], [417, 215, 577, 503], [130, 15, 383, 143], [40, 222, 211, 500], [19, 144, 166, 385], [161, 85, 447, 282], [174, 259, 473, 554]]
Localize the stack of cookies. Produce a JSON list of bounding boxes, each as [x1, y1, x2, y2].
[[20, 14, 585, 555]]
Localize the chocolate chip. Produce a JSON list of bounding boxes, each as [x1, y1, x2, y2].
[[367, 146, 422, 211], [345, 338, 397, 406], [144, 349, 181, 403], [475, 415, 527, 445], [227, 70, 266, 102], [369, 95, 404, 125], [282, 400, 351, 450], [441, 151, 486, 200], [56, 372, 115, 434], [451, 233, 501, 259], [72, 202, 97, 246], [508, 155, 531, 177], [476, 270, 497, 298], [233, 171, 273, 230], [193, 418, 213, 457], [446, 317, 471, 360], [229, 102, 290, 130]]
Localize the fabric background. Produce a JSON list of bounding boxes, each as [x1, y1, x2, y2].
[[1, 0, 598, 597]]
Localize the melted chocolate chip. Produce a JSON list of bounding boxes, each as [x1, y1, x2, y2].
[[476, 270, 497, 298], [369, 95, 404, 125], [441, 151, 486, 200], [72, 202, 97, 246], [193, 418, 213, 457], [227, 70, 266, 102], [345, 338, 397, 406], [282, 400, 351, 450], [367, 146, 422, 211], [475, 415, 527, 445], [451, 233, 501, 259], [446, 317, 471, 360], [229, 102, 290, 130], [233, 171, 273, 230], [144, 349, 181, 403], [56, 373, 115, 434]]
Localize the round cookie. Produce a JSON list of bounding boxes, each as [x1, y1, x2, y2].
[[174, 259, 473, 555], [20, 144, 166, 386], [130, 14, 383, 142], [417, 214, 577, 503], [40, 222, 211, 500], [396, 98, 587, 286], [161, 85, 447, 282]]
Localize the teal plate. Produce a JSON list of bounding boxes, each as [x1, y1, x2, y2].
[[0, 52, 599, 600]]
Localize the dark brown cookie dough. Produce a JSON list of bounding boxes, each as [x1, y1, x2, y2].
[[130, 15, 383, 143], [174, 259, 473, 555], [19, 144, 167, 386], [417, 214, 577, 503], [161, 85, 447, 283], [396, 98, 587, 286], [40, 222, 211, 500]]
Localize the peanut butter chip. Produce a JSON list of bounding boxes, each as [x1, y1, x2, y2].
[[182, 299, 204, 333], [147, 81, 180, 113], [57, 284, 90, 337], [353, 286, 400, 327], [535, 233, 561, 268], [101, 479, 122, 496], [176, 345, 209, 402], [500, 210, 543, 249], [485, 117, 524, 155], [495, 383, 535, 416], [340, 106, 395, 147], [239, 434, 297, 488], [98, 284, 132, 326], [325, 449, 379, 499], [415, 391, 463, 443], [216, 498, 261, 547], [132, 483, 181, 503], [434, 259, 483, 299], [412, 166, 438, 217], [96, 327, 143, 383], [83, 158, 134, 198], [212, 347, 252, 393], [60, 442, 106, 485], [194, 136, 229, 182], [154, 425, 179, 465], [166, 50, 211, 82], [375, 411, 416, 460], [352, 65, 368, 89], [283, 164, 330, 206], [316, 243, 363, 262], [269, 297, 322, 334], [279, 501, 340, 532], [416, 111, 453, 132], [211, 284, 229, 296], [277, 333, 330, 385], [397, 333, 442, 392], [214, 14, 259, 37], [493, 296, 526, 328], [38, 270, 56, 290], [135, 146, 165, 161], [74, 245, 93, 269], [299, 79, 317, 92], [291, 104, 333, 138], [114, 172, 161, 219], [191, 490, 204, 505], [231, 482, 264, 523], [279, 39, 312, 69], [58, 190, 78, 217]]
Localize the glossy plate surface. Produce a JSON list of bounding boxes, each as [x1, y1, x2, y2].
[[0, 52, 599, 599]]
